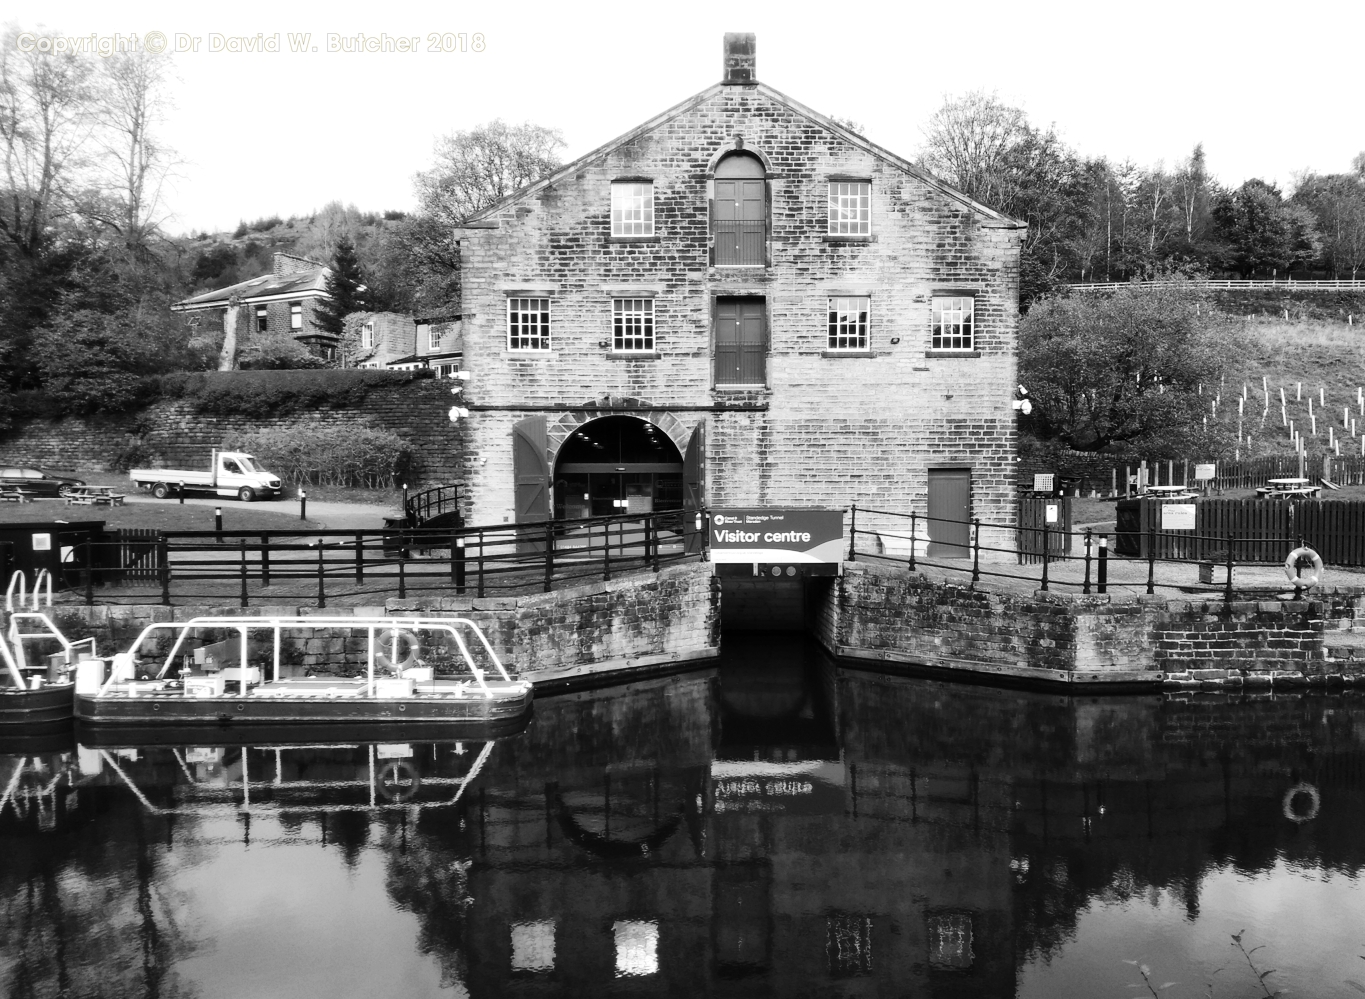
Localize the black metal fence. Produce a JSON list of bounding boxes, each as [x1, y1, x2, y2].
[[67, 509, 702, 606]]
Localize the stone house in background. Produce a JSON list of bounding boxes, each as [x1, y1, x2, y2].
[[388, 316, 463, 378], [172, 252, 337, 360], [343, 312, 464, 376], [456, 34, 1025, 549]]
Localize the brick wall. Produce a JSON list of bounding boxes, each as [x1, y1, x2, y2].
[[459, 83, 1022, 529], [0, 379, 468, 492], [818, 561, 1365, 680]]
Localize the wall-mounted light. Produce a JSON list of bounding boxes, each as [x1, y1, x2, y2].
[[448, 406, 470, 421], [889, 337, 901, 345]]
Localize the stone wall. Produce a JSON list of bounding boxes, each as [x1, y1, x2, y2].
[[29, 561, 718, 678], [817, 561, 1365, 682], [0, 379, 468, 500]]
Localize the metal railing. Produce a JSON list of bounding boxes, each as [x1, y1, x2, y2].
[[66, 509, 703, 607], [1068, 278, 1365, 292], [847, 503, 1311, 601]]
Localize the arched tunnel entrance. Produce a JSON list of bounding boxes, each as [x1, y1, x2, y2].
[[553, 416, 684, 520]]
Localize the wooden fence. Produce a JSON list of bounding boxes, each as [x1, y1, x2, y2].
[[1113, 498, 1365, 564], [1055, 456, 1365, 497], [1017, 497, 1073, 564]]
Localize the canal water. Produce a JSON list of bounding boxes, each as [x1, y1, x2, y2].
[[2, 634, 1363, 998]]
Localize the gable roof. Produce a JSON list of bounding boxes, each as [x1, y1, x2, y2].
[[172, 266, 331, 312], [461, 81, 1026, 230]]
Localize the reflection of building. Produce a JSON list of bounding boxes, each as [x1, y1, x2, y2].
[[457, 34, 1023, 531]]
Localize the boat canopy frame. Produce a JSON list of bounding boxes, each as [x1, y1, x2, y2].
[[100, 616, 513, 699]]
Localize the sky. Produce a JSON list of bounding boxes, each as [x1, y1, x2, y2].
[[12, 0, 1363, 236]]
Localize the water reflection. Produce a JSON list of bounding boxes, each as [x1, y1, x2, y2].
[[1, 637, 1363, 997]]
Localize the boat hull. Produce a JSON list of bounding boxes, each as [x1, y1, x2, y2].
[[75, 688, 533, 731], [0, 684, 75, 727]]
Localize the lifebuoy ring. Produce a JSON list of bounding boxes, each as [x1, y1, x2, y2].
[[378, 761, 421, 801], [1284, 547, 1323, 589], [1282, 782, 1320, 823], [375, 629, 419, 671]]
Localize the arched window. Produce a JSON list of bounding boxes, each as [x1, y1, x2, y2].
[[712, 153, 767, 266]]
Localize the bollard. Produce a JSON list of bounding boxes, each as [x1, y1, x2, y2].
[[454, 535, 466, 593], [1040, 525, 1049, 591], [159, 538, 171, 606], [260, 533, 271, 587], [215, 507, 223, 544], [397, 550, 406, 601], [239, 539, 249, 608], [316, 541, 326, 609], [1098, 534, 1108, 594], [355, 532, 364, 584], [299, 489, 307, 522], [1083, 528, 1093, 594], [178, 480, 185, 505]]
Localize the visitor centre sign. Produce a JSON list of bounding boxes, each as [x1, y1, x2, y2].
[[709, 508, 845, 578]]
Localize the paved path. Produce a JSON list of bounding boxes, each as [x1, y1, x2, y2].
[[121, 493, 400, 531]]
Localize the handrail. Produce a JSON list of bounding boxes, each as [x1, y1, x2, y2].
[[31, 569, 51, 609], [4, 571, 24, 612]]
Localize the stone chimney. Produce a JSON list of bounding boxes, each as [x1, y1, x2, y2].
[[722, 33, 756, 85], [273, 252, 324, 276]]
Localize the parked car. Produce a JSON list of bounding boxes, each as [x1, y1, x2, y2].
[[0, 467, 87, 497]]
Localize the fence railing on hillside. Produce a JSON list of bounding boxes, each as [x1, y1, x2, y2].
[[1068, 279, 1365, 292], [63, 509, 703, 607]]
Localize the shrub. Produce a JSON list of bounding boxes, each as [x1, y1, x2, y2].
[[222, 423, 411, 487], [156, 368, 434, 417]]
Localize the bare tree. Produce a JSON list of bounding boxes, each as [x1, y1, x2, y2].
[[917, 91, 1029, 208], [414, 119, 565, 225], [87, 47, 177, 268], [0, 27, 97, 257]]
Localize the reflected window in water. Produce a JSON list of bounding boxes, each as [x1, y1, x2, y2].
[[613, 920, 659, 977], [827, 913, 873, 976], [510, 920, 556, 973], [927, 912, 973, 969]]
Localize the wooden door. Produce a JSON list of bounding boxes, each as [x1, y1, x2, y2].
[[713, 154, 766, 266], [715, 298, 766, 386], [927, 468, 971, 558], [682, 421, 705, 554], [513, 416, 549, 552]]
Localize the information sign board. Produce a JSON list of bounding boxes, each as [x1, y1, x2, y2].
[[1161, 504, 1197, 531], [709, 508, 844, 571]]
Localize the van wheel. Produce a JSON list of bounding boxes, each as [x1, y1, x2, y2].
[[237, 487, 255, 503], [151, 483, 171, 500]]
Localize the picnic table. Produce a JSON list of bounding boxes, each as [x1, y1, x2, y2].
[[64, 486, 127, 507], [1255, 477, 1320, 499], [0, 487, 34, 503], [1142, 485, 1199, 500]]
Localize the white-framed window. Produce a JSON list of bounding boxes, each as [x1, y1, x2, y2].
[[429, 324, 443, 351], [931, 296, 974, 351], [828, 182, 871, 235], [511, 920, 556, 974], [611, 182, 654, 237], [508, 298, 552, 351], [361, 321, 375, 349], [289, 301, 303, 330], [612, 298, 654, 352], [827, 296, 869, 350], [255, 305, 269, 332]]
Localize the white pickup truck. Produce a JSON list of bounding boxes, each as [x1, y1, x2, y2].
[[130, 450, 284, 502]]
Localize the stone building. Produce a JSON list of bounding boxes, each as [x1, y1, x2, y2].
[[173, 252, 336, 360], [457, 34, 1024, 547]]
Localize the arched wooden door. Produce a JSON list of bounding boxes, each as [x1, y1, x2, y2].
[[682, 421, 705, 554]]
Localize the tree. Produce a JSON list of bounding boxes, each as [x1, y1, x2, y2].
[[919, 92, 1093, 303], [1212, 179, 1321, 277], [1293, 170, 1365, 279], [407, 119, 564, 312], [312, 235, 368, 339], [1018, 286, 1239, 455]]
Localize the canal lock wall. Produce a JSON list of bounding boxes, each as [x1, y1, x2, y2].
[[813, 561, 1365, 688], [30, 562, 719, 689]]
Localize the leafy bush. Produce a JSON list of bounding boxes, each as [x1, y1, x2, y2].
[[248, 215, 283, 233], [232, 220, 248, 238], [155, 368, 434, 417], [222, 423, 412, 487]]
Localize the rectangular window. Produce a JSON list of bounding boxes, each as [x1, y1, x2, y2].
[[612, 299, 654, 352], [255, 305, 268, 333], [827, 296, 869, 350], [611, 182, 654, 237], [932, 296, 974, 351], [361, 321, 375, 349], [828, 182, 871, 235], [428, 324, 443, 351], [289, 302, 303, 331], [508, 298, 552, 351]]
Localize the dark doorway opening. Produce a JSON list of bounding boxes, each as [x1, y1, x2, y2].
[[554, 416, 684, 520]]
